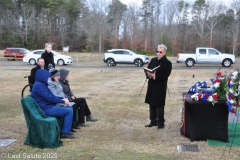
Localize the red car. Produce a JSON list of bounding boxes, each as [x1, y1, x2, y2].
[[4, 48, 31, 60]]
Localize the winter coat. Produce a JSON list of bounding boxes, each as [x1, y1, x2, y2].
[[48, 78, 66, 98], [29, 65, 42, 85], [31, 69, 64, 110], [41, 50, 55, 70], [59, 69, 75, 102], [145, 56, 172, 107]]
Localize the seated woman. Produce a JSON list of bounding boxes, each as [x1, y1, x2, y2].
[[59, 69, 97, 127], [48, 68, 80, 131], [31, 69, 74, 139]]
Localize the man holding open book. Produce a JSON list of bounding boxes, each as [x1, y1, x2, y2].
[[144, 44, 172, 129]]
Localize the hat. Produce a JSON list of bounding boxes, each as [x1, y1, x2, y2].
[[49, 68, 60, 78], [59, 69, 69, 80]]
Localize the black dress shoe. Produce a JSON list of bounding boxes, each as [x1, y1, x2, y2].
[[71, 128, 76, 132], [72, 126, 80, 129], [145, 123, 158, 127], [157, 126, 164, 129], [60, 133, 75, 139]]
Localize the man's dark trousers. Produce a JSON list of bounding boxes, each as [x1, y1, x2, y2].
[[150, 105, 164, 127]]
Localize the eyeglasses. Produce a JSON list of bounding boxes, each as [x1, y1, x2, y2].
[[156, 51, 163, 53]]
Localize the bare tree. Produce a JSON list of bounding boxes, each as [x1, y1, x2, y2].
[[204, 2, 226, 47], [121, 3, 142, 51], [82, 0, 109, 52], [191, 0, 209, 46], [229, 0, 240, 54], [107, 0, 127, 48], [39, 8, 54, 40], [174, 0, 191, 52], [57, 7, 68, 48], [18, 4, 35, 46], [163, 0, 178, 54], [89, 0, 108, 52]]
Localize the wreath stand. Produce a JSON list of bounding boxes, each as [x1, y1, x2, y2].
[[228, 108, 240, 154]]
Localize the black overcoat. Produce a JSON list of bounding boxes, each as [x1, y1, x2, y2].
[[145, 56, 172, 107], [29, 65, 41, 84], [41, 51, 55, 70]]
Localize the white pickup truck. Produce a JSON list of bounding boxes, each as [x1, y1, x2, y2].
[[177, 47, 236, 67]]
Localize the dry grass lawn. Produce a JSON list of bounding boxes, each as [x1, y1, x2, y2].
[[0, 51, 239, 159]]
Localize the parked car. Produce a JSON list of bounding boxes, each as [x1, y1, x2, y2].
[[4, 48, 31, 60], [177, 47, 236, 67], [23, 50, 73, 65], [103, 49, 149, 67]]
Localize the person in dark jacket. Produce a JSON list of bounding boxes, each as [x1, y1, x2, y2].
[[59, 69, 97, 127], [48, 68, 80, 131], [145, 44, 172, 129], [41, 42, 55, 70], [29, 58, 45, 86], [31, 69, 74, 139]]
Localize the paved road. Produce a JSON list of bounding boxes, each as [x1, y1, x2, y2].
[[0, 57, 239, 71]]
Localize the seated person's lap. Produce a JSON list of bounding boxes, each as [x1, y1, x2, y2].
[[43, 106, 73, 117]]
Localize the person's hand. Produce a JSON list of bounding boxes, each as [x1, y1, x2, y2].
[[71, 96, 75, 100], [62, 98, 70, 106], [147, 71, 156, 79]]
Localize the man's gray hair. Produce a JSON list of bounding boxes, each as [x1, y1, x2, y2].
[[157, 44, 167, 52]]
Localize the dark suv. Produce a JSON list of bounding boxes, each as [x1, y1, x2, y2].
[[4, 48, 31, 60]]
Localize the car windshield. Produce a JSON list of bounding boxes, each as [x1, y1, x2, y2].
[[51, 50, 61, 56], [23, 49, 31, 54]]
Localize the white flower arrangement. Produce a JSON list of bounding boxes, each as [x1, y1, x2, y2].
[[190, 93, 218, 105], [226, 69, 240, 113], [213, 82, 220, 88]]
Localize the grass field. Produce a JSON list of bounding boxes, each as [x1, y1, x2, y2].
[[0, 50, 239, 160]]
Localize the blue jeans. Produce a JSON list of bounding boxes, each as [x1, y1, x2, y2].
[[43, 106, 73, 133]]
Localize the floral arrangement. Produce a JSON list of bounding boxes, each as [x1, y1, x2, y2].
[[190, 71, 227, 105], [211, 71, 228, 100], [191, 92, 218, 105], [226, 70, 240, 113]]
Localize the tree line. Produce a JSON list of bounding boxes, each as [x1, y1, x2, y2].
[[0, 0, 240, 56]]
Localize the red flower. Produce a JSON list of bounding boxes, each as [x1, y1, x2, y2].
[[229, 93, 235, 99], [216, 72, 222, 77], [213, 94, 218, 101], [228, 78, 231, 83], [197, 94, 201, 100], [230, 109, 236, 113], [214, 79, 220, 83], [205, 93, 209, 98]]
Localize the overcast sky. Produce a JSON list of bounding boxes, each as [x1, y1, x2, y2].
[[119, 0, 233, 6]]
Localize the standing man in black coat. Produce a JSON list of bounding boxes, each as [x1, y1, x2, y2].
[[41, 42, 55, 70], [145, 44, 172, 129]]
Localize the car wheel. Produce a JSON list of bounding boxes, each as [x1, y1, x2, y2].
[[106, 59, 116, 66], [29, 59, 36, 65], [222, 59, 232, 67], [185, 58, 195, 67], [134, 59, 143, 67], [57, 59, 64, 66]]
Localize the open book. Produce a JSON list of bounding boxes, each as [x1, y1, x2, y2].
[[143, 65, 160, 73]]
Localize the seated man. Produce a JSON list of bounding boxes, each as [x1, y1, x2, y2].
[[28, 58, 45, 90], [31, 69, 74, 139]]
